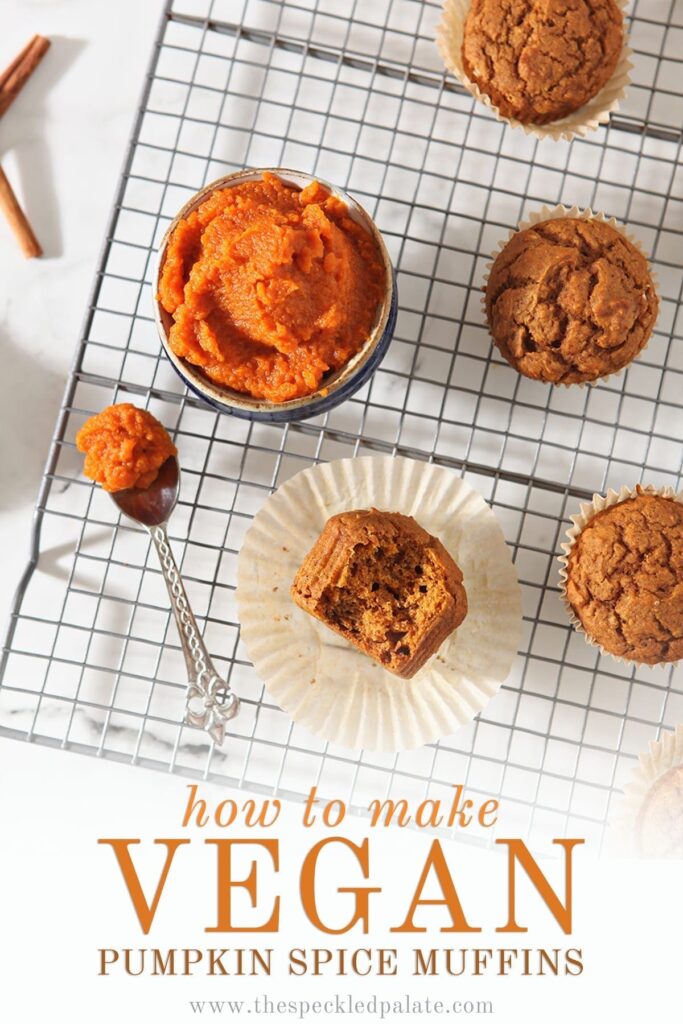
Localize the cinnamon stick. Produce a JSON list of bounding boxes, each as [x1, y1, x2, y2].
[[0, 164, 42, 258], [0, 34, 51, 120], [0, 35, 50, 257], [0, 36, 37, 91]]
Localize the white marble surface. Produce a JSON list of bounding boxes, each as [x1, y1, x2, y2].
[[0, 0, 679, 818], [0, 8, 680, 1018], [0, 0, 164, 632]]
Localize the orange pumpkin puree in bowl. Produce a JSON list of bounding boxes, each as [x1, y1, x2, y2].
[[76, 404, 177, 493], [157, 173, 386, 404]]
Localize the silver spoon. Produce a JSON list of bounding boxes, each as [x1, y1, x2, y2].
[[110, 455, 239, 746]]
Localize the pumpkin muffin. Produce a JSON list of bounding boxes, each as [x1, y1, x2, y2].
[[636, 765, 683, 858], [461, 0, 624, 125], [485, 216, 658, 385], [291, 509, 468, 678], [564, 492, 683, 665]]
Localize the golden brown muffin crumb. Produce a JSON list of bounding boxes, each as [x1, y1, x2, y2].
[[291, 509, 468, 678], [461, 0, 623, 125], [485, 217, 658, 385], [565, 493, 683, 665], [636, 766, 683, 858]]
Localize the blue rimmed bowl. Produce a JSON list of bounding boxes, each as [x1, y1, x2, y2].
[[154, 168, 397, 423]]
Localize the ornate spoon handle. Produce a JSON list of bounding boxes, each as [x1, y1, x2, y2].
[[149, 524, 239, 745]]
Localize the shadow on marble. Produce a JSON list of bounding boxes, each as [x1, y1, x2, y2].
[[2, 36, 86, 259], [37, 527, 112, 583], [0, 328, 65, 511]]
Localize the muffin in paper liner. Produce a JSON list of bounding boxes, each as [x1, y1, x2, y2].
[[558, 484, 683, 668], [481, 204, 660, 389], [610, 725, 683, 858], [236, 456, 522, 752], [436, 0, 632, 142]]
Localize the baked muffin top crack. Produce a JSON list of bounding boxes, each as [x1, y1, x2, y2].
[[485, 217, 658, 385], [565, 493, 683, 665], [462, 0, 623, 125]]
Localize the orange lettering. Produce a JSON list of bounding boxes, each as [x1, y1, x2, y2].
[[300, 838, 379, 935], [98, 838, 189, 934], [391, 840, 480, 933], [206, 839, 280, 933], [496, 838, 584, 934], [182, 784, 209, 827]]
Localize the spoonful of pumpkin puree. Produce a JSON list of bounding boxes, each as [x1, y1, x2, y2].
[[76, 403, 239, 745]]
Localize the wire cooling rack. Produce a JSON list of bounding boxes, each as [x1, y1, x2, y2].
[[1, 0, 682, 852]]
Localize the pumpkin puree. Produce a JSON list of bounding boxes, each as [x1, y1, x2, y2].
[[157, 173, 386, 403], [76, 403, 177, 492]]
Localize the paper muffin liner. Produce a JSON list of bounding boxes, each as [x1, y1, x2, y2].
[[559, 484, 683, 668], [609, 725, 683, 858], [482, 204, 660, 389], [236, 456, 522, 752], [436, 0, 632, 142]]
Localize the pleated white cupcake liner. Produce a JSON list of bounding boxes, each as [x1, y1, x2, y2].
[[236, 456, 522, 752], [609, 724, 683, 858], [482, 204, 660, 389], [436, 0, 632, 142], [559, 484, 683, 668]]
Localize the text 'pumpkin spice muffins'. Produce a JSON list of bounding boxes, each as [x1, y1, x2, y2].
[[436, 0, 632, 141], [610, 726, 683, 858], [236, 456, 522, 752], [483, 205, 659, 386], [559, 486, 683, 667]]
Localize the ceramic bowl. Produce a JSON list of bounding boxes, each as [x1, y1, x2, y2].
[[154, 168, 397, 422]]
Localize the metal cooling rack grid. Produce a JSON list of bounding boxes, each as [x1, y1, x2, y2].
[[1, 0, 682, 851]]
